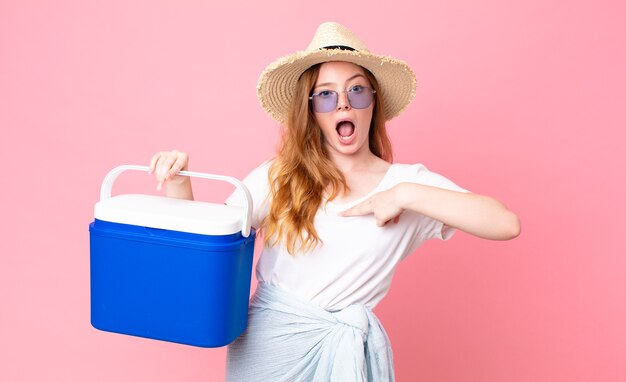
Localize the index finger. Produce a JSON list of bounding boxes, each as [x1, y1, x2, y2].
[[339, 199, 374, 217]]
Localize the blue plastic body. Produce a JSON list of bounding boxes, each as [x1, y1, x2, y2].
[[89, 219, 255, 347]]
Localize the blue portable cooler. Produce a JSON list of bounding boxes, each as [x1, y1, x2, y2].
[[89, 165, 255, 347]]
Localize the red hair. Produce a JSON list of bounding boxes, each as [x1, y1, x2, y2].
[[262, 63, 392, 254]]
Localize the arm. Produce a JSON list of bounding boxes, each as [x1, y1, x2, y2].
[[340, 182, 521, 241]]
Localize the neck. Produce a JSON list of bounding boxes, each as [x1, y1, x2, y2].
[[327, 148, 380, 174]]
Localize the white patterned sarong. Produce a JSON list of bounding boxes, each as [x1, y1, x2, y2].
[[226, 283, 395, 381]]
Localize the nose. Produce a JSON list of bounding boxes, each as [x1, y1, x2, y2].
[[336, 91, 351, 111]]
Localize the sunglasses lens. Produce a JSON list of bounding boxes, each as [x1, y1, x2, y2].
[[311, 88, 374, 112], [347, 87, 373, 109], [312, 91, 337, 113]]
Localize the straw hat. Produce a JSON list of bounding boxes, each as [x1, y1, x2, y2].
[[257, 22, 417, 125]]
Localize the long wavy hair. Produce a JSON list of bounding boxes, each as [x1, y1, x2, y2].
[[262, 63, 392, 254]]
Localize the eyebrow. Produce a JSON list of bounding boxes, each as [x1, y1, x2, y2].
[[314, 73, 367, 90]]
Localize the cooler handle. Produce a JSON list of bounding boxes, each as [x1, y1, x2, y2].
[[99, 165, 254, 238]]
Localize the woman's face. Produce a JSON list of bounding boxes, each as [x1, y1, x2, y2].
[[312, 61, 375, 161]]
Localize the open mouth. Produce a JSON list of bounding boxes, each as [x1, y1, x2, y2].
[[336, 121, 355, 141]]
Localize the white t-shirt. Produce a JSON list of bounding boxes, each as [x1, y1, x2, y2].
[[226, 161, 469, 311]]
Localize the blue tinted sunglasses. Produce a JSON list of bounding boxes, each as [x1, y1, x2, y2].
[[309, 85, 376, 113]]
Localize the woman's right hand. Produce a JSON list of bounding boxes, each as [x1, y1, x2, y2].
[[149, 150, 191, 193]]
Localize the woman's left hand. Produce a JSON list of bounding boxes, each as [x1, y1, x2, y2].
[[339, 186, 404, 226]]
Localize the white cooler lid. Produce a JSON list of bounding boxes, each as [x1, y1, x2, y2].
[[94, 194, 244, 236]]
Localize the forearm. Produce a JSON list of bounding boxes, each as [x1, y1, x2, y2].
[[165, 177, 194, 200], [396, 182, 521, 240]]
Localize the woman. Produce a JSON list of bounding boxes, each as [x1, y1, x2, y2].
[[150, 22, 520, 381]]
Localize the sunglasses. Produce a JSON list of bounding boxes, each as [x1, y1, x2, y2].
[[309, 85, 376, 113]]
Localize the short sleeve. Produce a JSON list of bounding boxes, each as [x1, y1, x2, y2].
[[225, 161, 272, 229], [402, 164, 470, 252]]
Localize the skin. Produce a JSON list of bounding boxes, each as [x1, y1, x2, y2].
[[150, 61, 521, 240], [149, 150, 193, 199], [313, 61, 391, 204], [313, 62, 376, 165]]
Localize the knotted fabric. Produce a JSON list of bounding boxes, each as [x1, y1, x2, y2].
[[226, 283, 395, 381]]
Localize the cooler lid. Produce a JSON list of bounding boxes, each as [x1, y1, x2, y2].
[[94, 194, 244, 236]]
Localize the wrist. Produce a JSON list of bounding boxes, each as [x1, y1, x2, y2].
[[165, 176, 193, 198], [394, 183, 410, 210], [395, 182, 422, 211]]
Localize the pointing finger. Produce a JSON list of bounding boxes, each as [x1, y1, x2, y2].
[[339, 199, 374, 217]]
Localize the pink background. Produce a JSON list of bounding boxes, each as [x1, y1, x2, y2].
[[1, 0, 625, 381]]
